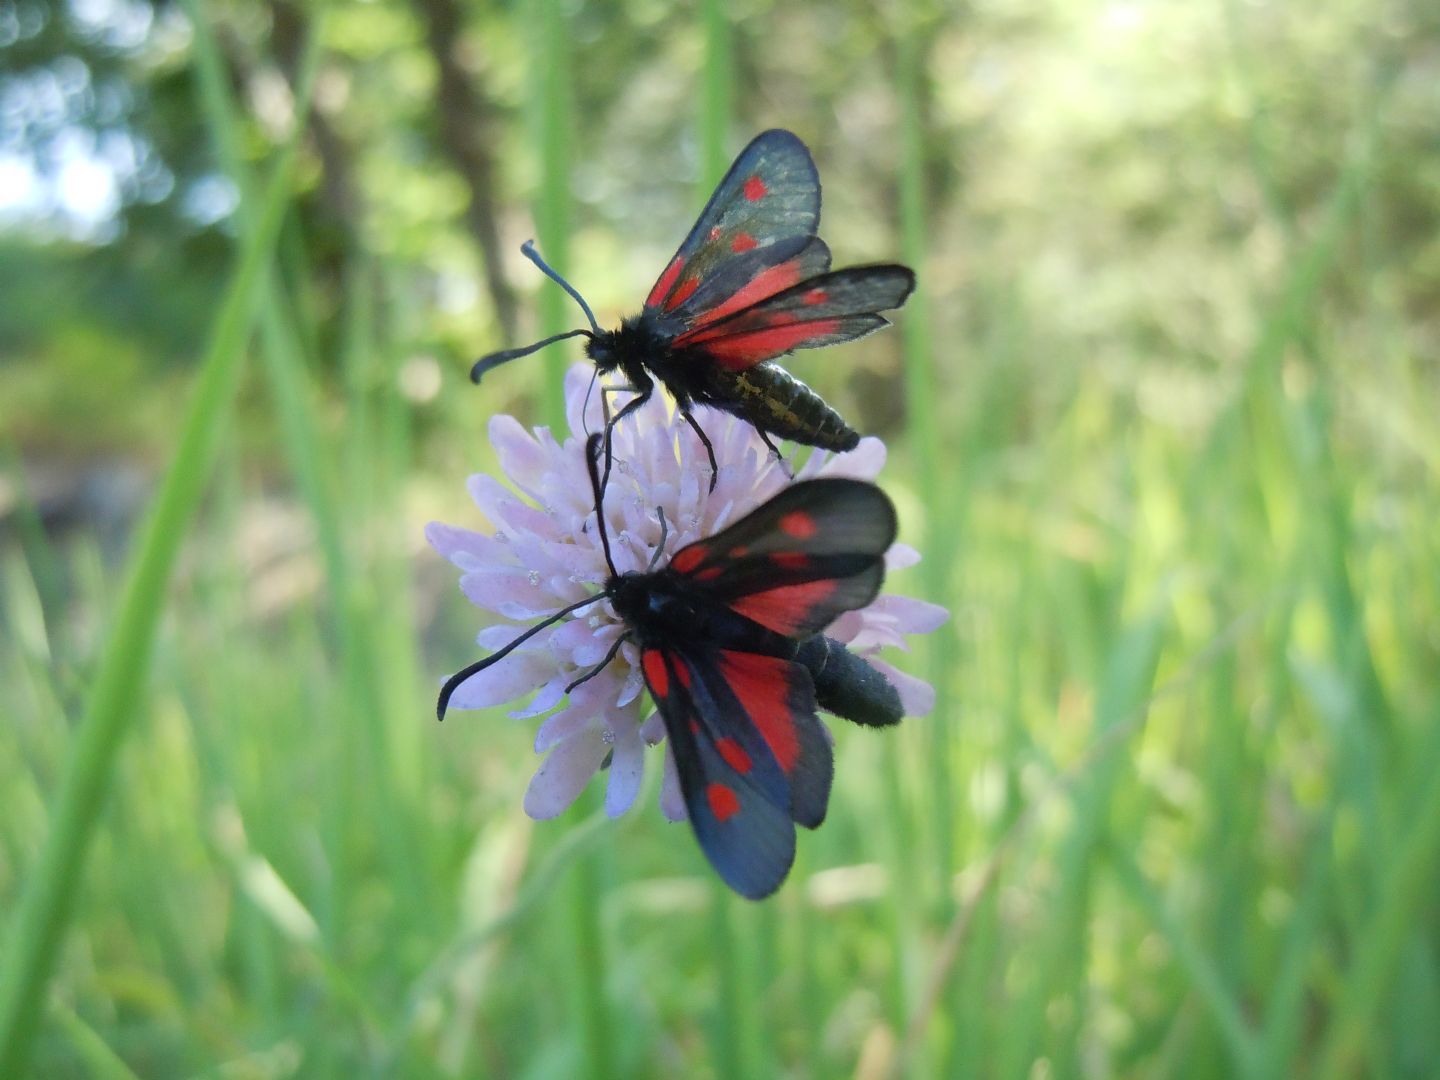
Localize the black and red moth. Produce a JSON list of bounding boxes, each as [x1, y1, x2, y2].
[[438, 436, 904, 899], [471, 129, 916, 487]]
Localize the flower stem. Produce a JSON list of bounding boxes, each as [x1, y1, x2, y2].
[[896, 0, 954, 902]]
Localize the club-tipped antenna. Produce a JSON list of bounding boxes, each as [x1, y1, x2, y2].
[[470, 328, 591, 384], [436, 593, 603, 721], [585, 433, 619, 578], [521, 240, 601, 333], [469, 241, 602, 384]]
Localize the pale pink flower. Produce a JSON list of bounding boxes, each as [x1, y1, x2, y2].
[[429, 365, 948, 822]]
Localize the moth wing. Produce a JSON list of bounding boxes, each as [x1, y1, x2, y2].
[[664, 478, 897, 638], [674, 265, 915, 370], [639, 645, 800, 898], [645, 130, 821, 316]]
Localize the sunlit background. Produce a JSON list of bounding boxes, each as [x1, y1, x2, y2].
[[3, 0, 1439, 1077]]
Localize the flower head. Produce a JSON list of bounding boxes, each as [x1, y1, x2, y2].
[[429, 365, 948, 821]]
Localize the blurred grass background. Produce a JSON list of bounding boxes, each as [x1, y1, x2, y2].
[[3, 0, 1440, 1077]]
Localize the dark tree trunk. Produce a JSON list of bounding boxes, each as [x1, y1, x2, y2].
[[412, 0, 519, 341], [270, 0, 362, 244]]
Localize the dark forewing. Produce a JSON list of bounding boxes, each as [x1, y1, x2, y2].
[[645, 130, 821, 315], [640, 646, 797, 899], [665, 479, 898, 638], [674, 265, 916, 371]]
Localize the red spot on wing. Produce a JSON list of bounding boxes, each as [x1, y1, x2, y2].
[[771, 551, 810, 570], [719, 652, 800, 771], [715, 738, 753, 774], [780, 511, 817, 538], [733, 579, 839, 637], [730, 232, 757, 252], [675, 660, 693, 688], [665, 277, 700, 310], [804, 288, 829, 305], [642, 649, 670, 697], [670, 545, 707, 574], [731, 546, 749, 558], [692, 319, 844, 370], [743, 175, 767, 201], [707, 782, 741, 822], [696, 566, 724, 582], [681, 261, 805, 331], [708, 225, 722, 240], [646, 256, 685, 308]]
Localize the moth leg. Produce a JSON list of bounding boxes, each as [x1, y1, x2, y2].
[[756, 428, 793, 479], [598, 383, 637, 428], [600, 390, 652, 494], [578, 384, 639, 532], [678, 408, 720, 492]]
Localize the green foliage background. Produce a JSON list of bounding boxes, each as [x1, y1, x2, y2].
[[3, 0, 1439, 1076]]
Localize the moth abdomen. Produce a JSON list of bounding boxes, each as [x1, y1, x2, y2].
[[795, 635, 902, 728]]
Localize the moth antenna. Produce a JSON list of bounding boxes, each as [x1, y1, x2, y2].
[[564, 633, 629, 693], [470, 328, 591, 384], [585, 433, 619, 578], [436, 593, 602, 720], [646, 507, 668, 571], [520, 240, 601, 333]]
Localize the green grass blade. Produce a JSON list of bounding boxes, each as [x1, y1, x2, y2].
[[1107, 843, 1262, 1074], [0, 33, 322, 1074], [525, 3, 613, 1076], [895, 3, 952, 901], [49, 1001, 145, 1080], [1314, 717, 1440, 1080], [695, 12, 752, 1076], [1254, 809, 1336, 1076], [700, 0, 732, 180], [531, 0, 573, 428]]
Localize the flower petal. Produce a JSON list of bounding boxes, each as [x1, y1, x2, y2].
[[445, 650, 555, 710], [535, 702, 587, 751], [509, 675, 568, 719], [820, 436, 886, 480], [467, 474, 562, 542], [659, 746, 687, 822], [489, 414, 551, 491], [565, 365, 604, 436], [640, 710, 666, 745], [824, 609, 864, 644], [477, 623, 542, 650], [604, 721, 645, 817], [524, 726, 609, 819], [460, 566, 572, 620], [426, 522, 510, 571], [871, 594, 951, 634], [549, 617, 620, 665], [846, 622, 911, 653], [885, 542, 921, 570], [616, 659, 644, 708]]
